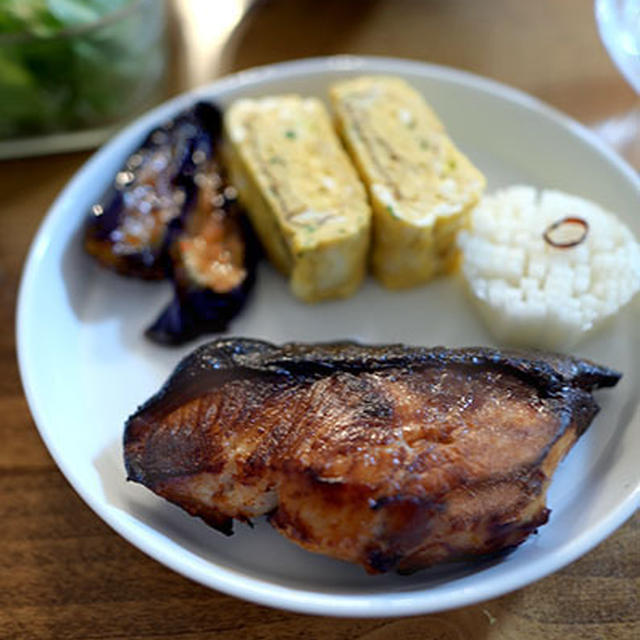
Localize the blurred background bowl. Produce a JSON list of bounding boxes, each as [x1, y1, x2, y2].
[[0, 0, 169, 157]]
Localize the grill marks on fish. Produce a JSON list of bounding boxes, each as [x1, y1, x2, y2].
[[124, 339, 620, 573]]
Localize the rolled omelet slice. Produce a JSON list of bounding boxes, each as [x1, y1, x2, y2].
[[224, 96, 371, 303], [330, 76, 486, 288]]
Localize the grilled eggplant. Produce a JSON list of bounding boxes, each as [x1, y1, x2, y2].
[[146, 163, 259, 345], [85, 102, 222, 279], [124, 339, 620, 573], [84, 101, 259, 343]]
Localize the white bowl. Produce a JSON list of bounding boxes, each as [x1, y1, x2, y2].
[[17, 55, 640, 617]]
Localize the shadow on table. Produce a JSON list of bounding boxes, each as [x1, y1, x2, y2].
[[217, 0, 379, 75]]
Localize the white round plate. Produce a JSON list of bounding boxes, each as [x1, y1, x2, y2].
[[17, 56, 640, 617]]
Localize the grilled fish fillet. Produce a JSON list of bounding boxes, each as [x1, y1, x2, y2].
[[124, 339, 620, 573]]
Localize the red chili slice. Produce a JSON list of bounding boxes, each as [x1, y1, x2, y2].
[[543, 216, 589, 248]]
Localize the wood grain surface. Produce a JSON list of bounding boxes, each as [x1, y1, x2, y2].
[[1, 1, 638, 638]]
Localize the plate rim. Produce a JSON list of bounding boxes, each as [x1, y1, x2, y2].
[[16, 54, 640, 617]]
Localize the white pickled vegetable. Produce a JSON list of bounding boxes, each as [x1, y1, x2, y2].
[[458, 186, 640, 349]]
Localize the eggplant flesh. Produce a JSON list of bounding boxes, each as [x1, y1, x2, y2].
[[124, 339, 620, 573], [146, 165, 260, 345]]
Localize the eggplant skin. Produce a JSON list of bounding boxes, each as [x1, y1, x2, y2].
[[124, 339, 620, 573], [84, 102, 222, 279]]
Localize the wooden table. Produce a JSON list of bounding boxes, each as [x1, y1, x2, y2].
[[1, 1, 638, 638]]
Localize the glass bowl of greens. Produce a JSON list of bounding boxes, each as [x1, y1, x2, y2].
[[0, 0, 168, 157]]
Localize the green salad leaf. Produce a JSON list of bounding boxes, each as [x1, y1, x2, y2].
[[0, 0, 166, 138]]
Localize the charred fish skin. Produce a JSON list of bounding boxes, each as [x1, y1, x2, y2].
[[124, 339, 620, 573], [127, 338, 620, 393]]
